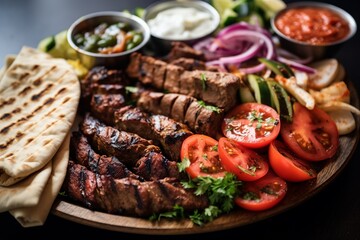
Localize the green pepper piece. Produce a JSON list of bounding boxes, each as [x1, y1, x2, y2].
[[132, 33, 143, 46], [97, 35, 117, 48]]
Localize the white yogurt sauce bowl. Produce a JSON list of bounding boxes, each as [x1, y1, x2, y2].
[[143, 0, 220, 54]]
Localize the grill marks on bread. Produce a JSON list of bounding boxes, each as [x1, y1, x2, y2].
[[0, 86, 70, 150], [0, 47, 80, 184]]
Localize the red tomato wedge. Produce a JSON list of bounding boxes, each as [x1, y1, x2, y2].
[[269, 140, 317, 182], [222, 103, 281, 148], [235, 171, 287, 211], [180, 134, 226, 178], [280, 102, 339, 161], [218, 137, 269, 181]]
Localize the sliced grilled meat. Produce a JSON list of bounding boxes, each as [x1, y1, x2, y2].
[[134, 151, 185, 181], [81, 113, 161, 167], [114, 106, 193, 161], [90, 94, 126, 125], [137, 91, 224, 137], [70, 131, 142, 180], [64, 161, 209, 217], [170, 57, 222, 72], [126, 52, 239, 110], [80, 66, 130, 109], [166, 42, 206, 62], [91, 83, 126, 95]]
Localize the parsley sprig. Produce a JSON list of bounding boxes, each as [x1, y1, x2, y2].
[[149, 172, 242, 226]]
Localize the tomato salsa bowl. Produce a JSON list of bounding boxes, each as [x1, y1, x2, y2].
[[271, 1, 357, 60], [67, 11, 150, 69]]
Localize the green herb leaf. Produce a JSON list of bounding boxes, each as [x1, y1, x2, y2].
[[125, 86, 139, 94], [149, 204, 185, 221], [200, 73, 207, 91], [177, 157, 190, 172], [198, 100, 221, 113]]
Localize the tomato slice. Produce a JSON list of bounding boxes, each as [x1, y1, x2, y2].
[[281, 102, 339, 161], [269, 140, 317, 182], [180, 134, 226, 178], [235, 171, 287, 211], [222, 103, 281, 148], [218, 137, 269, 181]]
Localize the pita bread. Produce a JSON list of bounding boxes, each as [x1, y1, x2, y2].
[[9, 132, 70, 227], [0, 46, 80, 186]]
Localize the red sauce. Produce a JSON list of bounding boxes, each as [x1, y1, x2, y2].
[[275, 7, 350, 45]]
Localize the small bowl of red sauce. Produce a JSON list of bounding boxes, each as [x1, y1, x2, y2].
[[271, 1, 357, 60]]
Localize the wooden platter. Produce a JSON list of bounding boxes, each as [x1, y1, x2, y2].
[[51, 81, 359, 235]]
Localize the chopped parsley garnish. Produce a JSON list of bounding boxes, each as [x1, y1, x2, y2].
[[150, 173, 242, 226], [198, 100, 221, 113], [247, 110, 277, 130], [200, 72, 207, 91], [177, 157, 190, 172], [211, 144, 218, 151], [125, 86, 139, 94]]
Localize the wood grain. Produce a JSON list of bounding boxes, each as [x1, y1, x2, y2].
[[52, 81, 360, 235]]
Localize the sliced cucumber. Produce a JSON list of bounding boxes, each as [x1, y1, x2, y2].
[[267, 80, 293, 121], [135, 7, 145, 18], [38, 35, 56, 52], [239, 82, 256, 103], [259, 58, 294, 78], [222, 8, 239, 26], [247, 74, 272, 106]]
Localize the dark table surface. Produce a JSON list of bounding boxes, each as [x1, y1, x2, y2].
[[1, 0, 359, 239]]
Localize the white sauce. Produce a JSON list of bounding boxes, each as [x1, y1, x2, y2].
[[147, 7, 214, 40]]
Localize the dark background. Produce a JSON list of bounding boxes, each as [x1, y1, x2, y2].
[[0, 0, 359, 239]]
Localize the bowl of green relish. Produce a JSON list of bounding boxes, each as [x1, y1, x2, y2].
[[67, 11, 150, 69]]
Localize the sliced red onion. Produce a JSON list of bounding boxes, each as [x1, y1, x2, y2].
[[206, 30, 275, 73], [207, 41, 262, 65], [277, 48, 313, 64], [277, 56, 317, 74]]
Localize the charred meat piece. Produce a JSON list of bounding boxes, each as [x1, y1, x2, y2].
[[181, 70, 239, 111], [137, 91, 224, 137], [70, 131, 142, 180], [80, 66, 130, 108], [91, 83, 126, 95], [166, 42, 206, 62], [126, 53, 239, 110], [90, 94, 126, 125], [170, 57, 222, 72], [81, 113, 161, 167], [114, 106, 193, 161], [64, 161, 209, 217], [134, 151, 186, 181]]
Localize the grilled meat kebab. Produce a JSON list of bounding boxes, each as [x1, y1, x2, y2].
[[126, 52, 239, 111], [64, 161, 209, 217], [114, 105, 193, 161], [137, 91, 224, 138]]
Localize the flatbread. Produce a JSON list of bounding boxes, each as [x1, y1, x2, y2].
[[0, 46, 80, 186], [9, 131, 70, 227]]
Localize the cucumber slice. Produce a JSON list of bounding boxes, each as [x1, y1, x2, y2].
[[239, 82, 256, 103], [135, 7, 145, 18], [255, 0, 286, 19], [38, 35, 56, 52], [259, 58, 294, 78], [212, 0, 241, 26], [222, 8, 239, 26], [267, 80, 293, 121], [247, 74, 272, 106]]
